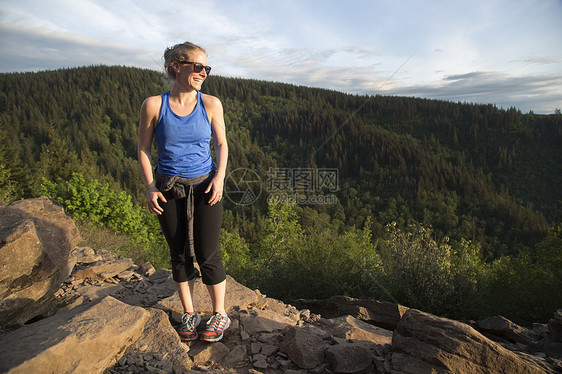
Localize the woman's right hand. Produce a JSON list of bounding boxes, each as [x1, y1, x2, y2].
[[146, 185, 167, 215]]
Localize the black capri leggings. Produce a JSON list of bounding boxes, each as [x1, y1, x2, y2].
[[157, 178, 226, 285]]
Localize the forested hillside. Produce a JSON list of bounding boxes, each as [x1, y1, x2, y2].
[[1, 66, 560, 324]]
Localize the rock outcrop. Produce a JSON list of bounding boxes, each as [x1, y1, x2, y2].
[[293, 295, 408, 331], [391, 308, 551, 374], [476, 315, 540, 346], [0, 197, 81, 326], [1, 197, 560, 373], [0, 296, 149, 373]]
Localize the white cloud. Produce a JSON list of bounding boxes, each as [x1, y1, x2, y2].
[[518, 55, 561, 66], [0, 0, 561, 113], [0, 21, 158, 71], [389, 71, 562, 113]]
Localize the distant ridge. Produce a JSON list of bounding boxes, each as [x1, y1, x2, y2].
[[0, 65, 560, 259]]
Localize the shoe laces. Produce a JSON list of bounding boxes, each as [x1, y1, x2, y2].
[[182, 312, 198, 329], [207, 313, 224, 330]]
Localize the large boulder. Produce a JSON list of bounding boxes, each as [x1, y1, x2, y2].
[[0, 197, 81, 326], [391, 308, 548, 374], [239, 308, 297, 334], [319, 314, 393, 346], [293, 295, 408, 330], [325, 343, 375, 374], [476, 315, 539, 345], [117, 308, 193, 372], [280, 326, 329, 369], [0, 296, 149, 373]]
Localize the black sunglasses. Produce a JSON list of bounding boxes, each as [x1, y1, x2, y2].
[[177, 61, 211, 75]]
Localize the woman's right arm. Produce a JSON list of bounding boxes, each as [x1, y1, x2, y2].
[[138, 96, 166, 215]]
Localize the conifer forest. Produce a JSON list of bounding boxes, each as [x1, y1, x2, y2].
[[1, 66, 560, 325]]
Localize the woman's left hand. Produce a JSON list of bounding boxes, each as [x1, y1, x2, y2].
[[205, 176, 224, 206]]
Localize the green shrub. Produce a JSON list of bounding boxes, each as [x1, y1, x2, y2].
[[39, 173, 560, 325], [376, 222, 559, 325], [378, 222, 457, 314], [220, 229, 255, 282], [536, 224, 562, 279], [41, 172, 168, 268], [222, 200, 383, 300], [0, 162, 18, 204], [478, 252, 560, 325]]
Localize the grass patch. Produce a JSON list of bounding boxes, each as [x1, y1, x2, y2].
[[76, 219, 170, 269]]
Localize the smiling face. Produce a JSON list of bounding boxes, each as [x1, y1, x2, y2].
[[173, 49, 208, 91]]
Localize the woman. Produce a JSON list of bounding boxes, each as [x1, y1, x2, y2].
[[138, 42, 229, 342]]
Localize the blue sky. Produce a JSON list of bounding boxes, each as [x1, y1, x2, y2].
[[1, 0, 561, 113]]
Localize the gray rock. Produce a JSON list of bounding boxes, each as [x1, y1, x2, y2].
[[309, 363, 330, 374], [391, 308, 547, 374], [251, 342, 263, 354], [252, 353, 267, 362], [144, 272, 176, 299], [0, 296, 149, 373], [536, 337, 562, 359], [138, 261, 156, 277], [260, 343, 279, 356], [532, 323, 549, 338], [262, 297, 301, 321], [221, 344, 247, 368], [280, 326, 329, 369], [116, 269, 135, 281], [373, 355, 386, 373], [253, 354, 269, 369], [239, 308, 297, 334], [72, 247, 102, 264], [240, 328, 250, 340], [325, 343, 374, 373], [75, 282, 124, 302], [320, 315, 393, 346], [258, 331, 284, 343], [72, 257, 134, 280], [299, 309, 311, 321], [147, 268, 172, 282], [0, 197, 81, 326], [189, 341, 229, 364], [277, 358, 293, 369], [0, 219, 44, 297], [126, 308, 192, 370], [477, 315, 539, 345], [292, 295, 408, 330]]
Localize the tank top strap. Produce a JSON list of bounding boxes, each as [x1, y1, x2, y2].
[[158, 91, 171, 124]]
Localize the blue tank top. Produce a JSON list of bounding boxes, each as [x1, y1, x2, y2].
[[155, 91, 214, 178]]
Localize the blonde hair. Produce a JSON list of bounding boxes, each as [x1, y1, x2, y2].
[[163, 42, 206, 80]]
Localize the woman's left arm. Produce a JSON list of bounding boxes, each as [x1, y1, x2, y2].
[[204, 95, 228, 205]]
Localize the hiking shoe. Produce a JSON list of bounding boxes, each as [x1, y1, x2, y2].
[[199, 313, 231, 342], [178, 311, 201, 341]]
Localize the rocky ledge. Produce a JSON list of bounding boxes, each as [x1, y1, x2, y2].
[[1, 197, 561, 373]]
